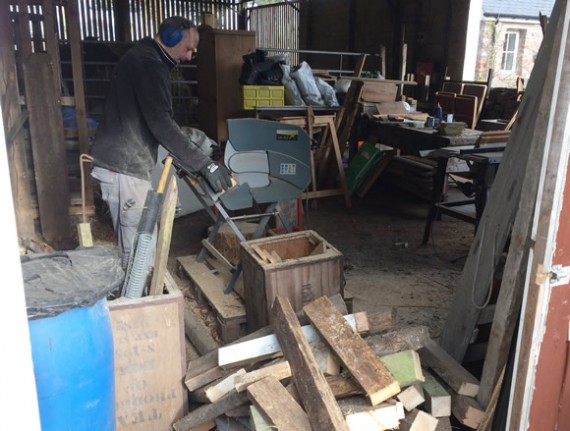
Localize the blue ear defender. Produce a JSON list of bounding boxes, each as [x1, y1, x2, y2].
[[161, 25, 183, 47]]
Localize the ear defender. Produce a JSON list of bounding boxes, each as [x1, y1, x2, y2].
[[161, 25, 183, 47]]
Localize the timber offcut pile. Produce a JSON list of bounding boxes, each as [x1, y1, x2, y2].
[[173, 294, 486, 431]]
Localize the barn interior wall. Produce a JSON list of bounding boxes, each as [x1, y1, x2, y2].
[[299, 0, 470, 84]]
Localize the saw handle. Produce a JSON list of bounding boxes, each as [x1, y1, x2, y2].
[[157, 156, 173, 193]]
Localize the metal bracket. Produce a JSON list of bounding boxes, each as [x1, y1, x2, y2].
[[550, 265, 570, 287]]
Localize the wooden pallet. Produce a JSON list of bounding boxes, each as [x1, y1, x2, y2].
[[177, 255, 247, 343]]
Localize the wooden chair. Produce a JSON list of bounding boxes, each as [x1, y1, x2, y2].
[[454, 94, 478, 129], [462, 83, 488, 122], [442, 81, 464, 94]]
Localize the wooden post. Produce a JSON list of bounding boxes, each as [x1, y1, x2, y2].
[[23, 53, 73, 248], [0, 0, 35, 239], [65, 0, 94, 209], [272, 296, 349, 431]]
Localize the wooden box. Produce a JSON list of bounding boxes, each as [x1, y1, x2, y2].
[[109, 288, 187, 431], [240, 230, 344, 331]]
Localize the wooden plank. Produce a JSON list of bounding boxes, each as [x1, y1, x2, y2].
[[419, 340, 479, 397], [183, 302, 220, 356], [173, 390, 249, 431], [234, 361, 291, 392], [42, 0, 61, 95], [272, 296, 349, 431], [0, 0, 35, 238], [451, 394, 485, 429], [396, 383, 425, 412], [303, 296, 400, 405], [438, 0, 565, 363], [150, 176, 178, 295], [422, 370, 451, 418], [356, 150, 395, 198], [366, 307, 397, 333], [246, 376, 311, 431], [378, 350, 424, 387], [327, 375, 363, 399], [65, 1, 92, 208], [215, 416, 250, 431], [436, 417, 452, 431], [366, 325, 430, 357], [184, 294, 348, 393], [218, 312, 365, 368], [22, 53, 72, 248], [338, 397, 401, 430], [178, 255, 245, 321], [249, 405, 271, 431], [191, 369, 246, 403], [399, 409, 438, 431], [507, 3, 570, 427], [352, 53, 368, 77], [476, 367, 504, 431], [109, 290, 187, 430]]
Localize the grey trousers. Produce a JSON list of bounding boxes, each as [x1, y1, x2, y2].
[[91, 166, 156, 269]]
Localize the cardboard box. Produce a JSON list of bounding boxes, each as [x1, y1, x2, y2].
[[109, 288, 187, 431]]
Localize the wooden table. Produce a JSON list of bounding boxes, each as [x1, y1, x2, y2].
[[362, 120, 482, 154], [356, 119, 482, 197]]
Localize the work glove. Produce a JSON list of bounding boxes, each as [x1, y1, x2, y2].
[[199, 161, 232, 193]]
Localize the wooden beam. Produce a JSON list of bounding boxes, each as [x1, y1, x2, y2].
[[42, 0, 61, 95], [0, 0, 35, 238], [218, 312, 366, 368], [173, 390, 249, 431], [439, 0, 563, 362], [338, 397, 401, 430], [272, 296, 348, 431], [150, 176, 177, 295], [65, 0, 94, 209], [234, 361, 291, 392], [422, 370, 451, 418], [419, 340, 479, 397], [378, 350, 424, 387], [366, 325, 430, 357], [451, 394, 485, 429], [399, 409, 438, 431], [191, 369, 247, 404], [247, 376, 311, 431], [396, 383, 425, 412], [303, 296, 400, 405], [22, 53, 72, 248]]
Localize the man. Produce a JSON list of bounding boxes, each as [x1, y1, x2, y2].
[[91, 16, 231, 268]]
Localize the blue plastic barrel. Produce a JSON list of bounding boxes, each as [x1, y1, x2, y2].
[[22, 248, 124, 431]]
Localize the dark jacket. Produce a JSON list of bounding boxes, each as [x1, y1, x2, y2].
[[91, 37, 210, 180]]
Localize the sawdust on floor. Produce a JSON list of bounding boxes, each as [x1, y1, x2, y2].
[[167, 182, 474, 341]]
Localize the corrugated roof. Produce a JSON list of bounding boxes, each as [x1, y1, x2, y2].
[[482, 0, 555, 19]]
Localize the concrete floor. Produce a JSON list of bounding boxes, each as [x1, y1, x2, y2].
[[168, 181, 475, 340]]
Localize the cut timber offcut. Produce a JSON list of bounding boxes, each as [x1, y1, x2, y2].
[[304, 296, 400, 405]]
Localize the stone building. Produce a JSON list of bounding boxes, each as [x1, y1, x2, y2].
[[475, 0, 554, 87]]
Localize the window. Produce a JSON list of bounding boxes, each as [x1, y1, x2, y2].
[[502, 31, 519, 72]]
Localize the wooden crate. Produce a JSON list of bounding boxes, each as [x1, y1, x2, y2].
[[240, 230, 344, 331], [109, 288, 187, 431]]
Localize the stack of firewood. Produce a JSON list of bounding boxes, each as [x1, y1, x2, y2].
[[173, 295, 488, 431]]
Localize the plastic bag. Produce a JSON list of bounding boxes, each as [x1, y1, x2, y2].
[[315, 77, 339, 107], [290, 61, 325, 106], [280, 64, 305, 106]]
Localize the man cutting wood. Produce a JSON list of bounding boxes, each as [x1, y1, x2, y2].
[[91, 16, 231, 268]]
